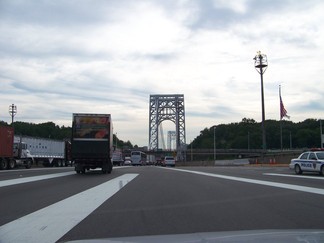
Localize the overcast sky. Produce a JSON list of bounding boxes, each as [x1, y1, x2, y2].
[[1, 0, 323, 147]]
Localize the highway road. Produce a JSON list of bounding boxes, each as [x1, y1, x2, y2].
[[1, 165, 324, 242]]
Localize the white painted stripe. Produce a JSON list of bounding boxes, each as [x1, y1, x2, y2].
[[0, 171, 75, 188], [264, 173, 324, 180], [163, 167, 324, 196], [0, 173, 138, 243], [0, 167, 70, 173]]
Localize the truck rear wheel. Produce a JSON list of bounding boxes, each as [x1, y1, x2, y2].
[[8, 159, 16, 169], [0, 158, 8, 170], [108, 162, 112, 174], [102, 162, 112, 174]]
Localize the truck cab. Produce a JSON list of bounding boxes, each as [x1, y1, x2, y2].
[[13, 141, 34, 168]]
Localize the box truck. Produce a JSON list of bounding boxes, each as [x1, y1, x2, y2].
[[71, 113, 113, 174]]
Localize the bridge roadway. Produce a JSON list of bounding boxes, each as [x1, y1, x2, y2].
[[1, 165, 324, 242]]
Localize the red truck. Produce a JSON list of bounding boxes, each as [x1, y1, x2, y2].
[[0, 125, 33, 169]]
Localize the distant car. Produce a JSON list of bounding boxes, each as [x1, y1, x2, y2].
[[123, 157, 132, 166], [163, 156, 176, 167], [289, 151, 324, 175]]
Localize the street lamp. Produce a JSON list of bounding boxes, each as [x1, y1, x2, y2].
[[213, 126, 216, 161], [9, 104, 17, 125], [115, 132, 118, 149], [254, 51, 268, 152]]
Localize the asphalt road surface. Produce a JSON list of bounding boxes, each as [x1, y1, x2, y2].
[[1, 165, 324, 242]]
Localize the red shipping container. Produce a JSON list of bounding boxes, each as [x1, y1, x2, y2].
[[0, 126, 14, 157]]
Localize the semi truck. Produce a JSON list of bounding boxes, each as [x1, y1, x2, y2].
[[71, 113, 113, 174], [15, 136, 72, 167], [0, 125, 33, 169], [0, 125, 72, 170]]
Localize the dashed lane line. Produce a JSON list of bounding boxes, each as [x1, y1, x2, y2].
[[0, 173, 138, 243], [0, 171, 75, 188]]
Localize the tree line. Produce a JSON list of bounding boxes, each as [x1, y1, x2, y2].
[[191, 118, 323, 150], [1, 118, 322, 150], [0, 120, 133, 149]]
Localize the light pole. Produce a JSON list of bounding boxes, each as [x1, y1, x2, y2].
[[254, 51, 268, 153], [115, 132, 118, 149], [320, 119, 323, 149], [190, 140, 193, 161], [213, 126, 216, 161], [9, 104, 17, 125]]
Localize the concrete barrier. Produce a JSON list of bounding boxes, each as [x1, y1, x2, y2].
[[214, 159, 250, 166]]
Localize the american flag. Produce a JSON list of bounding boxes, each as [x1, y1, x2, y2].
[[280, 86, 290, 120]]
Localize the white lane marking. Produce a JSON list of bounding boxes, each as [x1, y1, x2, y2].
[[0, 167, 70, 173], [0, 167, 129, 188], [0, 173, 138, 243], [162, 167, 324, 196], [264, 173, 324, 180], [0, 171, 75, 188]]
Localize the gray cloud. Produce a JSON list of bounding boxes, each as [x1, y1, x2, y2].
[[0, 0, 323, 145]]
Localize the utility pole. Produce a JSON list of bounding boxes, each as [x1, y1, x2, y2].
[[320, 119, 323, 149]]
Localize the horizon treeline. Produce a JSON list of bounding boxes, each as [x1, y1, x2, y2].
[[0, 120, 133, 149], [191, 118, 323, 150], [1, 118, 322, 150]]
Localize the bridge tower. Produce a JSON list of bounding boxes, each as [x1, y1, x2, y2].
[[149, 94, 186, 161]]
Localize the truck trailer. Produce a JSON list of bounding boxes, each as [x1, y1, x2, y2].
[[71, 113, 113, 174], [14, 136, 71, 167], [0, 125, 33, 169]]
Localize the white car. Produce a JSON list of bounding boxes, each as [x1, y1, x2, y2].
[[163, 156, 176, 167], [289, 151, 324, 175], [123, 157, 132, 166]]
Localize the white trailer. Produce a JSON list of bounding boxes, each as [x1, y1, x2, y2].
[[14, 136, 68, 167], [112, 149, 123, 166]]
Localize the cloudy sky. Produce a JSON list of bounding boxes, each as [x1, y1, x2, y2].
[[0, 0, 323, 147]]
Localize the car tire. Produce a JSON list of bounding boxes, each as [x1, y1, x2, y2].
[[295, 164, 302, 175], [320, 165, 324, 176]]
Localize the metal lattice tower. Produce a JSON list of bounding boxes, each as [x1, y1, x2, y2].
[[149, 94, 186, 161]]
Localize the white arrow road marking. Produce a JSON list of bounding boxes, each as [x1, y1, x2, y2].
[[0, 171, 75, 188], [0, 173, 138, 243], [161, 167, 324, 196]]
